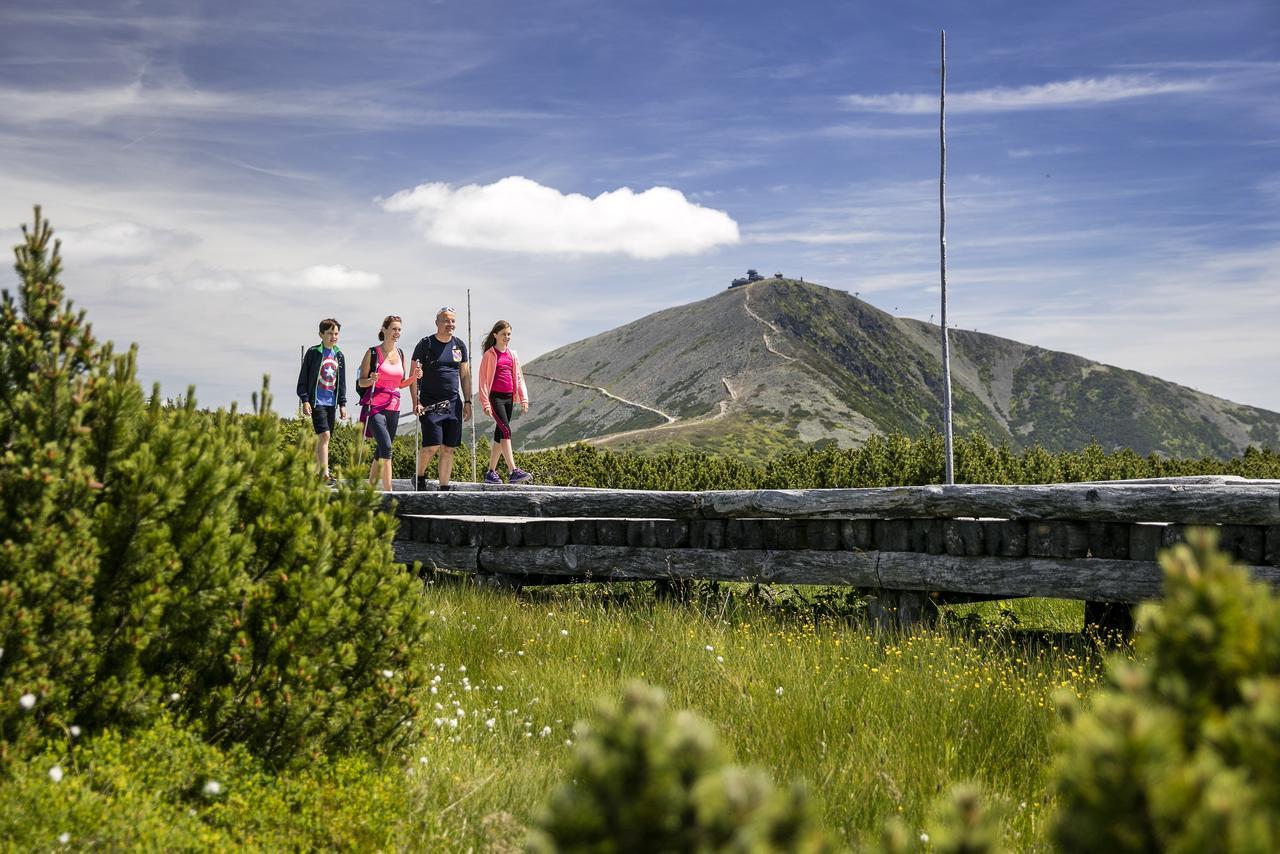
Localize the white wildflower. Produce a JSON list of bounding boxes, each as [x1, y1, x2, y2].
[[485, 718, 496, 729], [705, 645, 713, 652], [48, 765, 64, 783], [447, 718, 458, 729], [459, 665, 466, 672], [455, 707, 465, 718], [19, 693, 36, 710], [560, 629, 568, 636], [496, 685, 504, 692], [716, 656, 724, 663], [430, 685, 438, 694], [69, 725, 81, 737], [419, 756, 429, 765], [539, 726, 552, 737], [169, 692, 180, 702], [920, 832, 930, 844], [776, 686, 784, 696], [58, 833, 70, 845], [202, 780, 222, 797], [380, 669, 394, 679]]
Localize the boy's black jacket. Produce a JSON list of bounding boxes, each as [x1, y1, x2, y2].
[[296, 344, 347, 407]]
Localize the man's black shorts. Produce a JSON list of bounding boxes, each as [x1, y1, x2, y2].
[[311, 404, 338, 435], [420, 397, 463, 447]]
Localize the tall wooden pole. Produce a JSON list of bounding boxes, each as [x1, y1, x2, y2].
[[467, 287, 478, 483], [939, 30, 955, 485]]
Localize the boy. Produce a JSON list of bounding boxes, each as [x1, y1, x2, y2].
[[297, 318, 347, 485]]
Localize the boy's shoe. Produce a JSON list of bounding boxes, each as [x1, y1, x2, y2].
[[325, 476, 338, 488], [483, 469, 502, 485], [508, 468, 533, 484], [415, 475, 428, 491]]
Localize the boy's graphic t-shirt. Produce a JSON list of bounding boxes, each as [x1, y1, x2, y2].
[[316, 348, 338, 406]]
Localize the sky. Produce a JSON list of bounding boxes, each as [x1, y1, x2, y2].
[[2, 0, 1278, 415]]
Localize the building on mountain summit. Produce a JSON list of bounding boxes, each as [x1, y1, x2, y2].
[[728, 269, 767, 288]]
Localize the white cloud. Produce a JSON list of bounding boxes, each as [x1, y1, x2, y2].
[[60, 221, 198, 263], [258, 264, 381, 290], [842, 74, 1212, 114], [380, 176, 740, 259]]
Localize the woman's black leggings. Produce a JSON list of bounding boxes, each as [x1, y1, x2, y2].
[[490, 392, 514, 442], [368, 409, 400, 460]]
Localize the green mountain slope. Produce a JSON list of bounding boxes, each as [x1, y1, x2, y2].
[[515, 278, 1280, 459]]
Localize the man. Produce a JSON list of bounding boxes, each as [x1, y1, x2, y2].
[[411, 307, 472, 491], [296, 318, 346, 486]]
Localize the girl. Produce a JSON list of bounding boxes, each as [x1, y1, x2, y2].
[[357, 315, 421, 491], [477, 320, 531, 484]]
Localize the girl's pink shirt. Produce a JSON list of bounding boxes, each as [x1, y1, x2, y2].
[[478, 346, 528, 414]]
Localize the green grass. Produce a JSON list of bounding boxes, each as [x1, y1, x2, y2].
[[3, 582, 1117, 849]]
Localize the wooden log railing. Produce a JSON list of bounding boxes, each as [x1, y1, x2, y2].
[[387, 477, 1280, 620]]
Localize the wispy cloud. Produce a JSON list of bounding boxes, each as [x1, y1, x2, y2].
[[0, 81, 556, 129], [138, 263, 382, 292], [380, 176, 741, 259], [61, 220, 198, 263], [842, 74, 1213, 114]]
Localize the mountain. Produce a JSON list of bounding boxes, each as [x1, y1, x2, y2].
[[515, 278, 1280, 460]]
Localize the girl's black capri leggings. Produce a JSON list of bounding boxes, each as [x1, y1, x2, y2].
[[490, 392, 514, 442]]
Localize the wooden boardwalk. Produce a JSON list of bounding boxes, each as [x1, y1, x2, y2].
[[386, 477, 1280, 626]]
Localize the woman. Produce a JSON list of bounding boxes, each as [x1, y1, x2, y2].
[[477, 320, 532, 484], [357, 315, 420, 491]]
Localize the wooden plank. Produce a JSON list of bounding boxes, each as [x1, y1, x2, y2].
[[1219, 525, 1264, 565], [570, 519, 596, 545], [1129, 524, 1164, 561], [840, 519, 874, 550], [703, 482, 1280, 524], [909, 519, 946, 554], [1028, 521, 1089, 558], [390, 480, 1280, 524], [474, 545, 1280, 602], [725, 519, 764, 549], [1087, 522, 1130, 559], [393, 541, 478, 572], [875, 519, 911, 552], [981, 521, 1026, 557], [806, 520, 842, 550], [1267, 526, 1280, 567], [944, 520, 985, 557], [763, 520, 807, 550]]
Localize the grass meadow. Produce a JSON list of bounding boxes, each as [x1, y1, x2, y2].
[[4, 581, 1113, 850]]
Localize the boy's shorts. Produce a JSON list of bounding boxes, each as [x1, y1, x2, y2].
[[420, 398, 463, 447], [311, 404, 338, 435]]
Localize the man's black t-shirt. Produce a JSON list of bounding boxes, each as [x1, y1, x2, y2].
[[412, 335, 468, 403]]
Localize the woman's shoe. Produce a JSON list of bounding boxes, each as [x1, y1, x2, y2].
[[508, 468, 532, 484], [483, 469, 503, 485]]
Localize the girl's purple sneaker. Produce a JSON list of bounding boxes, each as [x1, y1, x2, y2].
[[483, 469, 502, 485], [508, 468, 533, 484]]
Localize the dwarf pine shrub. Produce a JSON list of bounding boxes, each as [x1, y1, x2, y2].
[[526, 681, 831, 853], [1051, 528, 1280, 851], [0, 208, 432, 769]]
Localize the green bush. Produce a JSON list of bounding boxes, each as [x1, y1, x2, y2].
[[1050, 528, 1280, 851], [0, 208, 433, 769], [0, 715, 412, 849], [526, 681, 831, 853]]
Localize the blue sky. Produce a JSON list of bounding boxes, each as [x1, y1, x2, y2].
[[2, 0, 1278, 415]]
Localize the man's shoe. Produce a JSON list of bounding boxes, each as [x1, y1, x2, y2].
[[508, 468, 533, 484], [483, 469, 502, 485], [438, 483, 453, 492], [415, 475, 428, 491]]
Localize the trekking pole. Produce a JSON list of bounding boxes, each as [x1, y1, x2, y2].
[[468, 287, 477, 483]]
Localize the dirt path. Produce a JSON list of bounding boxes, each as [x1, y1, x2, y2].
[[525, 372, 677, 423], [743, 283, 796, 362]]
